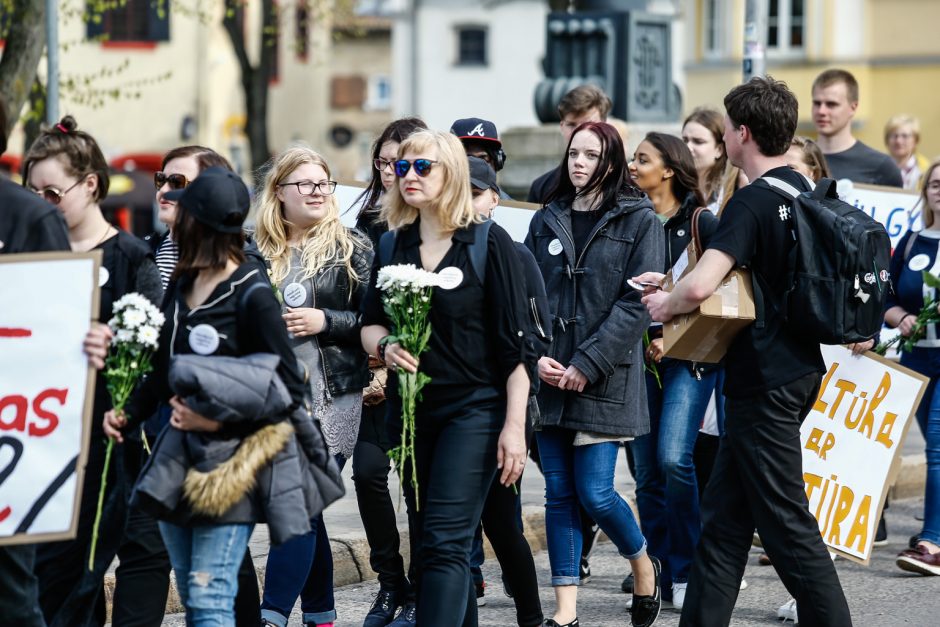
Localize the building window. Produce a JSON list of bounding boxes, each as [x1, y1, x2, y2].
[[456, 26, 487, 66], [702, 0, 724, 56], [767, 0, 805, 55], [86, 0, 170, 43], [365, 75, 392, 111]]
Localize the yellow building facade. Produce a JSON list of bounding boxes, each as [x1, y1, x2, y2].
[[683, 0, 940, 161]]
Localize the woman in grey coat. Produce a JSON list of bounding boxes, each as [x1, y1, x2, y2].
[[525, 122, 665, 627]]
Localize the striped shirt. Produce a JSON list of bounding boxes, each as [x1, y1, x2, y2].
[[155, 235, 179, 289]]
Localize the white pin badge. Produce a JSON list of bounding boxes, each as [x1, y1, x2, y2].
[[99, 267, 110, 287], [283, 282, 307, 308], [909, 254, 931, 272], [189, 324, 220, 355], [436, 267, 464, 290], [548, 239, 563, 256]]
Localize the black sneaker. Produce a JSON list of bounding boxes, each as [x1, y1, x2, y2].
[[874, 515, 889, 547], [579, 556, 591, 585], [475, 581, 486, 606], [582, 522, 602, 558], [621, 572, 634, 593], [544, 618, 580, 627], [388, 602, 416, 626], [363, 589, 400, 627], [630, 556, 662, 627]]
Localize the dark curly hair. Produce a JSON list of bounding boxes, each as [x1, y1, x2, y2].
[[723, 76, 798, 158]]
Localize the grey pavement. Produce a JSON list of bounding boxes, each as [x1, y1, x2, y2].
[[152, 424, 933, 626]]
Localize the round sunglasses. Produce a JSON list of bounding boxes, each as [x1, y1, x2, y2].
[[154, 171, 189, 191], [30, 175, 89, 206], [394, 159, 439, 178]]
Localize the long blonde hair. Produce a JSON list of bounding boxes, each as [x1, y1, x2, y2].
[[381, 130, 481, 231], [255, 145, 368, 287]]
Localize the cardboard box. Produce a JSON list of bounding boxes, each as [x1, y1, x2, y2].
[[661, 244, 756, 363]]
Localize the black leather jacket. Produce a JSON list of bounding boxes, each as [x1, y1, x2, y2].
[[311, 232, 374, 396]]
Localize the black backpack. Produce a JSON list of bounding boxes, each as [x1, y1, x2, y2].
[[760, 176, 891, 344]]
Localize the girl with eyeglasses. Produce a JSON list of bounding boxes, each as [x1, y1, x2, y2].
[[23, 115, 163, 627], [254, 145, 373, 627], [360, 130, 531, 626], [351, 117, 427, 626], [526, 122, 664, 627]]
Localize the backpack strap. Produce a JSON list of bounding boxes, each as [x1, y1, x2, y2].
[[690, 206, 707, 258], [378, 230, 396, 267], [469, 220, 494, 285], [761, 175, 813, 199], [903, 230, 918, 262]]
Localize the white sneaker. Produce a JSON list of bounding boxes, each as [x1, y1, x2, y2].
[[671, 582, 688, 611], [777, 597, 798, 623], [739, 577, 748, 590]]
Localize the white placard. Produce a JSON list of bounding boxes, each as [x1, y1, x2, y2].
[[839, 181, 922, 250], [801, 345, 927, 563], [0, 252, 99, 545]]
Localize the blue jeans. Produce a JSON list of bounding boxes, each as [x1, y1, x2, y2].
[[537, 427, 647, 586], [261, 455, 347, 626], [900, 348, 940, 545], [159, 522, 254, 627], [632, 362, 716, 584]]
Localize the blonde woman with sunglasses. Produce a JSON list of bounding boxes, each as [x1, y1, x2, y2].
[[254, 145, 373, 627], [23, 115, 163, 627], [360, 130, 531, 626]]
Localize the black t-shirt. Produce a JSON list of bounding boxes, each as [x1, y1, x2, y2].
[[0, 178, 70, 254], [571, 208, 605, 259], [706, 166, 825, 397], [361, 220, 529, 411]]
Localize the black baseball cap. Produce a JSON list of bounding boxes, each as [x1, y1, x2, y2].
[[163, 166, 249, 234], [468, 156, 500, 195], [450, 117, 502, 147]]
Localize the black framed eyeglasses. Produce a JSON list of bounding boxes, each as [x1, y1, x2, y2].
[[373, 158, 395, 173], [154, 171, 190, 191], [30, 175, 88, 206], [278, 180, 338, 196], [394, 159, 439, 178]]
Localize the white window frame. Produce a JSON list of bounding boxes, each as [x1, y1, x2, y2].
[[702, 0, 726, 58], [766, 0, 806, 58], [365, 74, 392, 111]]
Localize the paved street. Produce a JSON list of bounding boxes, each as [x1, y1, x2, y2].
[[155, 422, 933, 626]]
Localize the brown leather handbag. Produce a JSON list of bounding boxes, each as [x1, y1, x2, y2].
[[362, 355, 388, 406]]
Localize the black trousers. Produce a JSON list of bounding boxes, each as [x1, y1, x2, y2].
[[680, 372, 853, 627], [37, 437, 128, 627], [353, 401, 414, 597], [0, 545, 47, 627], [402, 390, 502, 627], [480, 474, 543, 627]]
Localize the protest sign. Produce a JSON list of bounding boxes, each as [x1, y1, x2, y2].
[[839, 181, 922, 250], [337, 181, 539, 242], [801, 345, 927, 563], [0, 252, 100, 546]]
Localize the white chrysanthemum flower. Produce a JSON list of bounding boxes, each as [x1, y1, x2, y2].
[[115, 328, 135, 344], [137, 326, 159, 348], [123, 308, 146, 328]]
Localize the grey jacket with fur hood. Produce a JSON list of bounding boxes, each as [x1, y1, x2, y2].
[[133, 353, 345, 545]]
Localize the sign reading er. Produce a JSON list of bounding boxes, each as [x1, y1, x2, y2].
[[0, 252, 100, 546], [801, 345, 927, 563]]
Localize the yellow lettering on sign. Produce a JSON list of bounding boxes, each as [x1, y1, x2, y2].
[[829, 379, 857, 420], [845, 495, 872, 552], [876, 413, 899, 449], [826, 485, 855, 546], [813, 362, 838, 414]]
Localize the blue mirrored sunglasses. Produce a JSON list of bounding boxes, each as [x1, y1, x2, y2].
[[394, 159, 439, 178]]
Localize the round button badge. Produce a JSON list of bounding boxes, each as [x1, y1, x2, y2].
[[189, 324, 220, 355], [909, 254, 931, 272], [98, 267, 110, 287], [548, 239, 563, 256], [436, 267, 464, 290], [283, 282, 307, 308]]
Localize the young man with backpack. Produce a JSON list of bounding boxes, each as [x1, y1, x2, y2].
[[636, 76, 854, 626]]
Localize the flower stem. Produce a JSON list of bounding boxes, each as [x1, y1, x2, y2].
[[88, 437, 113, 571]]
